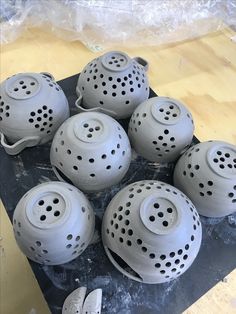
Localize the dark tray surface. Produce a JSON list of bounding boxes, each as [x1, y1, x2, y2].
[[0, 74, 235, 314]]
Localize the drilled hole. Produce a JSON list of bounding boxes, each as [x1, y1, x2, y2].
[[67, 234, 73, 240]]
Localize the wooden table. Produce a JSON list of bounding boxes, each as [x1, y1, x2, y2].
[[0, 27, 236, 314]]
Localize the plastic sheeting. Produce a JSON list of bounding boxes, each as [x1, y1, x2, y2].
[[1, 0, 236, 50]]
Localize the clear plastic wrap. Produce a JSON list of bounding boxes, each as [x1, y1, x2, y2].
[[1, 0, 236, 50]]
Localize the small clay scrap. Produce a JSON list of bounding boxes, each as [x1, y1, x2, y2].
[[62, 287, 102, 314], [82, 289, 102, 314], [62, 287, 87, 314]]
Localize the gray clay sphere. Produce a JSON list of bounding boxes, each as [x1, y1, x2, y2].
[[102, 180, 202, 284], [50, 112, 132, 192], [0, 72, 69, 155], [128, 96, 194, 163], [13, 182, 95, 265], [174, 141, 236, 218], [76, 51, 149, 119]]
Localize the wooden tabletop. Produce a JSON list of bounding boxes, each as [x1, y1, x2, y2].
[[0, 27, 236, 314]]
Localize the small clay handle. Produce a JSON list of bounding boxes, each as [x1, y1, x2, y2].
[[75, 99, 117, 117], [52, 165, 67, 183], [0, 133, 41, 155], [40, 72, 55, 81], [75, 86, 83, 107], [75, 87, 117, 117], [133, 57, 149, 72]]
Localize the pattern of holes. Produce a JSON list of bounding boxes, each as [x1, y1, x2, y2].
[[105, 181, 201, 280], [147, 200, 177, 229], [0, 97, 10, 121], [83, 121, 101, 139], [53, 121, 129, 183], [0, 74, 63, 132], [128, 99, 194, 162], [36, 196, 66, 222], [129, 111, 178, 157], [9, 77, 39, 97], [181, 144, 236, 203], [79, 55, 148, 111], [212, 149, 236, 173], [41, 74, 61, 92], [29, 106, 53, 133], [13, 200, 91, 264], [157, 103, 180, 121]]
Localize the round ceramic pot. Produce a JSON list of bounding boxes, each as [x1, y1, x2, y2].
[[174, 140, 236, 217], [102, 180, 202, 284], [0, 72, 69, 155], [128, 97, 194, 163], [50, 112, 132, 192], [13, 181, 95, 265], [75, 51, 149, 119]]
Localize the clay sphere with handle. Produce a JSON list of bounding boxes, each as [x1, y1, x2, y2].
[[0, 72, 70, 155], [75, 51, 149, 119], [102, 180, 202, 284], [174, 141, 236, 218]]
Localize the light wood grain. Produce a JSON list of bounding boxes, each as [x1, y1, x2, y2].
[[1, 28, 236, 144], [0, 201, 50, 314], [0, 27, 236, 313], [184, 269, 236, 314]]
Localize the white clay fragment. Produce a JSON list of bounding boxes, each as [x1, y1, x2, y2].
[[62, 287, 87, 314], [82, 289, 102, 314]]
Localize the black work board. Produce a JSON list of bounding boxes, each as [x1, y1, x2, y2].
[[0, 74, 235, 314]]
